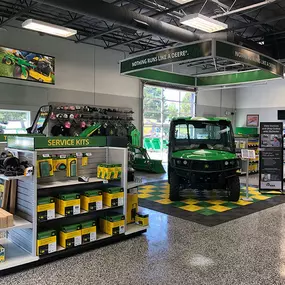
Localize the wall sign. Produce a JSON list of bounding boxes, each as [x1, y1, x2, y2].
[[246, 114, 259, 127], [259, 122, 283, 191], [0, 46, 55, 84]]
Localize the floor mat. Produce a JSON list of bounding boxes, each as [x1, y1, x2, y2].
[[138, 182, 285, 226]]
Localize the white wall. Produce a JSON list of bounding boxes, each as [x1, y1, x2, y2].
[[235, 79, 285, 127]]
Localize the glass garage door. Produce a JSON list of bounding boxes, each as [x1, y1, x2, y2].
[[143, 84, 196, 163]]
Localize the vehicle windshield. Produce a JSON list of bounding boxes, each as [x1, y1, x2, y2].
[[172, 121, 235, 152]]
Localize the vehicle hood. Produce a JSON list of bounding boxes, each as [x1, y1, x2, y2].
[[172, 149, 237, 161]]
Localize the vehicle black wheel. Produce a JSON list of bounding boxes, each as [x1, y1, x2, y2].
[[227, 176, 240, 202], [2, 58, 12, 65], [169, 172, 180, 201], [13, 65, 22, 78]]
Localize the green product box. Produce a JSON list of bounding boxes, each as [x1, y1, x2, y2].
[[81, 190, 103, 212], [37, 230, 57, 256], [81, 220, 97, 244], [37, 197, 55, 222], [60, 224, 82, 249], [56, 193, 80, 216], [103, 187, 124, 207], [100, 213, 125, 236]]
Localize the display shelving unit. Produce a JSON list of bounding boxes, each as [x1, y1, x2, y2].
[[0, 136, 147, 275], [235, 136, 259, 175]]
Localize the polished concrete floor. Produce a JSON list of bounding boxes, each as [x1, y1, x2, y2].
[[2, 202, 285, 285]]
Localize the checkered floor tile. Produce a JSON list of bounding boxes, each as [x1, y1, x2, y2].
[[138, 182, 278, 216]]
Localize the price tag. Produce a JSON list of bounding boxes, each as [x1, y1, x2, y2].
[[76, 153, 83, 157], [86, 153, 92, 157], [103, 180, 108, 184], [42, 154, 50, 158], [60, 155, 67, 159]]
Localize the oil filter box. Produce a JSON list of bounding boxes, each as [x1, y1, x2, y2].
[[66, 155, 77, 177], [37, 230, 57, 256], [37, 197, 55, 222], [81, 190, 103, 212], [56, 193, 80, 216], [81, 220, 96, 244], [37, 156, 53, 178], [103, 187, 124, 207], [0, 245, 5, 262], [100, 214, 125, 236], [135, 213, 149, 227], [127, 193, 138, 224], [59, 224, 82, 249]]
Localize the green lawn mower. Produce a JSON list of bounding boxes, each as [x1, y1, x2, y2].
[[128, 145, 165, 174]]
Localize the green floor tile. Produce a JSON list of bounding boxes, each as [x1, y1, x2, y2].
[[171, 201, 188, 207], [196, 208, 217, 216], [196, 201, 214, 208], [220, 202, 240, 209], [147, 196, 163, 201]]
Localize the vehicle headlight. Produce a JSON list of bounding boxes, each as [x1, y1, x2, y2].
[[230, 160, 235, 165], [183, 160, 188, 165], [225, 161, 229, 166], [176, 160, 181, 165]]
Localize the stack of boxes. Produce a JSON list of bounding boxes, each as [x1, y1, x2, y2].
[[97, 164, 122, 180]]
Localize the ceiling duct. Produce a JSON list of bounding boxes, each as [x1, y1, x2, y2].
[[34, 0, 221, 43]]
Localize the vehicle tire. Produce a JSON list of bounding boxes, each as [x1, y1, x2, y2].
[[13, 65, 22, 78], [169, 172, 180, 201], [2, 58, 12, 65], [227, 176, 240, 202]]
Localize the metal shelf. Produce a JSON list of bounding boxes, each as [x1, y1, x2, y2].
[[0, 215, 32, 232], [0, 239, 38, 271], [0, 175, 31, 181], [126, 223, 148, 235], [38, 177, 105, 189]]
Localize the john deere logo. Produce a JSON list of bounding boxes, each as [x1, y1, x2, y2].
[[204, 164, 209, 169]]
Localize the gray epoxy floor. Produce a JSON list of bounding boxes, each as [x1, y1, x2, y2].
[[2, 203, 285, 285]]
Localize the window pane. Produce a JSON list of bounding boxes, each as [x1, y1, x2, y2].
[[163, 101, 179, 123], [144, 85, 162, 100], [0, 110, 30, 134], [163, 88, 180, 102], [180, 91, 195, 103], [180, 103, 193, 117], [143, 99, 161, 113]]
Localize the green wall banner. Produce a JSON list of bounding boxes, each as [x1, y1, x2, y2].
[[216, 41, 284, 77], [120, 40, 212, 74]]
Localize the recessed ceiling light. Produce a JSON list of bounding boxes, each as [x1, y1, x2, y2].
[[180, 13, 228, 33], [22, 19, 77, 38]]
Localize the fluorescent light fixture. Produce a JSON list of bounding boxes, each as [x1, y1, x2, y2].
[[173, 0, 194, 3], [180, 13, 228, 33], [22, 19, 77, 38]]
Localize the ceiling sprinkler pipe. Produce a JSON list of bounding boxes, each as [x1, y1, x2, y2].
[[212, 0, 276, 19]]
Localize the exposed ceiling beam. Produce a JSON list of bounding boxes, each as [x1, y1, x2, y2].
[[76, 27, 121, 43], [105, 34, 152, 49], [0, 1, 38, 27]]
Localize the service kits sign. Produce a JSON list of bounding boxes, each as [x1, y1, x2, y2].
[[259, 122, 283, 191]]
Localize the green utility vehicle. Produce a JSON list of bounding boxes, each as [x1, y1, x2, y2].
[[168, 117, 240, 202]]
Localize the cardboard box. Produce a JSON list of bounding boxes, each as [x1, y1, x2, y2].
[[37, 197, 55, 222], [127, 193, 138, 224], [97, 164, 122, 180], [37, 230, 57, 256], [135, 213, 149, 227], [0, 245, 5, 262], [81, 190, 103, 212], [81, 220, 96, 244], [103, 187, 124, 207], [56, 193, 80, 216], [100, 214, 125, 236], [60, 224, 82, 249], [0, 208, 13, 228]]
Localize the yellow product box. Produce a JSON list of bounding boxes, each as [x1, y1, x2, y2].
[[66, 156, 77, 177], [103, 187, 124, 207], [37, 230, 57, 256], [37, 156, 53, 178], [97, 164, 106, 179], [100, 214, 125, 236], [59, 224, 82, 249], [81, 190, 103, 212], [104, 164, 115, 180], [53, 155, 67, 172], [56, 193, 80, 216], [37, 197, 55, 222], [127, 193, 138, 224], [135, 213, 149, 227], [81, 220, 96, 244], [114, 164, 122, 180], [0, 245, 5, 262]]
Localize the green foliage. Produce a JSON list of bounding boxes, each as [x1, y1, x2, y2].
[[0, 111, 27, 124]]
